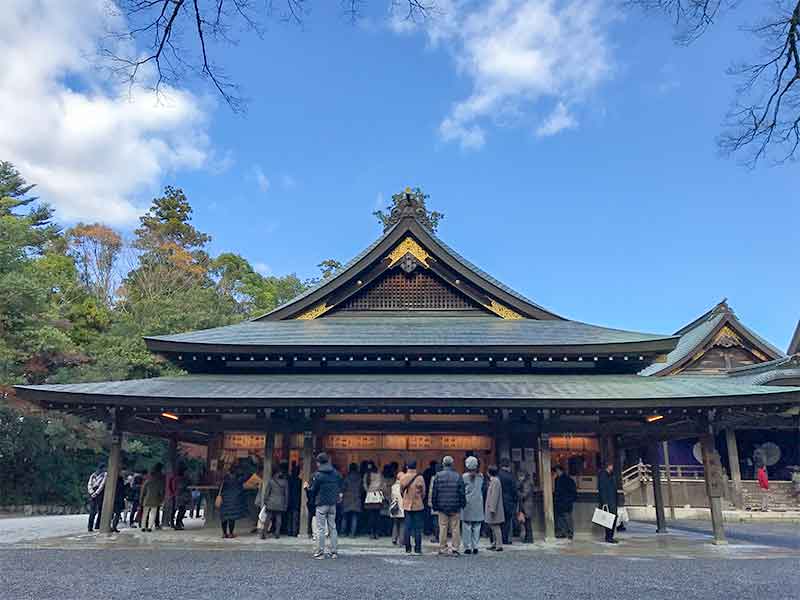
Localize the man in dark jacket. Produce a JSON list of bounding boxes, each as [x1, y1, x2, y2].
[[597, 462, 618, 543], [431, 455, 466, 555], [422, 460, 437, 536], [307, 453, 343, 559], [498, 458, 518, 544], [553, 465, 577, 539], [287, 463, 301, 536]]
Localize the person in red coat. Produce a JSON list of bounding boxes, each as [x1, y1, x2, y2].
[[757, 465, 769, 511]]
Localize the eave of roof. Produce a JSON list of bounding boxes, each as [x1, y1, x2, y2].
[[789, 321, 800, 355], [15, 373, 800, 410], [144, 316, 678, 356]]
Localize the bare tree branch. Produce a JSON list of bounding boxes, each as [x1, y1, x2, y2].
[[100, 1, 435, 112], [629, 0, 800, 166]]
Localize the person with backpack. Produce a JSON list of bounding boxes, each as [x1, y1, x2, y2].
[[389, 469, 405, 544], [398, 460, 426, 555], [261, 461, 290, 539], [431, 455, 466, 556], [307, 453, 344, 559]]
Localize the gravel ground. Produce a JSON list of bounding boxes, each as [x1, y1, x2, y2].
[[1, 547, 799, 600]]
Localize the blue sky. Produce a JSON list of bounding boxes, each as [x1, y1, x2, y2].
[[2, 1, 798, 349]]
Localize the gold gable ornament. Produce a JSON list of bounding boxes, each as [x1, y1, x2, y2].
[[296, 302, 331, 320], [484, 299, 523, 320], [386, 237, 431, 269]]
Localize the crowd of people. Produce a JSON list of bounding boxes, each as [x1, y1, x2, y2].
[[85, 462, 203, 533], [87, 452, 624, 557], [213, 453, 594, 559]]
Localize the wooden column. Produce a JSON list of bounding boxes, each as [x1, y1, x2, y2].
[[261, 431, 275, 502], [649, 445, 667, 533], [725, 429, 744, 509], [299, 431, 314, 538], [662, 441, 676, 520], [99, 409, 122, 534], [700, 433, 727, 545], [539, 434, 555, 542]]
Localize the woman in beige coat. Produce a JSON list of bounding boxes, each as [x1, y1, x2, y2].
[[484, 465, 505, 551]]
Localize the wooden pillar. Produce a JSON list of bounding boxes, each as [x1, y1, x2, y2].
[[539, 434, 555, 542], [299, 431, 314, 538], [649, 445, 667, 533], [662, 441, 676, 520], [99, 409, 122, 534], [260, 431, 275, 504], [700, 433, 727, 545], [725, 429, 744, 509]]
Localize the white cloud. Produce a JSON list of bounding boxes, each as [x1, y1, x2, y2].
[[536, 102, 577, 137], [253, 166, 270, 192], [404, 0, 612, 149], [0, 0, 211, 225]]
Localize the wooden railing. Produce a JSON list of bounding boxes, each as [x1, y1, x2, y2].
[[622, 463, 705, 489]]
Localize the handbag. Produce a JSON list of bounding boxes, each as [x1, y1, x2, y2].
[[256, 505, 268, 530], [214, 481, 223, 510], [592, 505, 616, 530], [389, 499, 400, 516], [617, 507, 630, 523], [365, 489, 384, 506]]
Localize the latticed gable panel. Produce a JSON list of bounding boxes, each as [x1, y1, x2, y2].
[[330, 269, 486, 313]]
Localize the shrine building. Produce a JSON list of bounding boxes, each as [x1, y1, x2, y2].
[[15, 190, 800, 542]]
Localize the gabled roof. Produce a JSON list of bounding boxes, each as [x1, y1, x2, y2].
[[789, 321, 800, 355], [640, 300, 784, 377], [254, 191, 562, 321]]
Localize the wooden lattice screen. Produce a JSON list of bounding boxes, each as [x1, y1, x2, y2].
[[334, 270, 481, 312]]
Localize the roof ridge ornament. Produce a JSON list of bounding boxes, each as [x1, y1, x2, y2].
[[377, 187, 444, 233]]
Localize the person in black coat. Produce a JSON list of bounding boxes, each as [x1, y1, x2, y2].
[[553, 465, 577, 539], [220, 464, 248, 539], [597, 462, 618, 543], [498, 458, 518, 544]]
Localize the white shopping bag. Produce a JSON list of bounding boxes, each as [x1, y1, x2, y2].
[[617, 507, 630, 524], [256, 505, 267, 531], [592, 506, 616, 530]]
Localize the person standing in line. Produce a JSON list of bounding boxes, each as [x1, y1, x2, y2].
[[262, 461, 290, 539], [110, 474, 126, 533], [128, 473, 143, 527], [431, 455, 466, 556], [516, 469, 536, 543], [141, 463, 165, 533], [190, 487, 202, 520], [363, 462, 384, 539], [757, 464, 770, 511], [422, 460, 437, 536], [554, 465, 577, 539], [286, 463, 301, 536], [173, 464, 191, 530], [398, 460, 426, 555], [164, 467, 177, 528], [380, 464, 396, 537], [461, 456, 484, 555], [308, 452, 344, 560], [389, 472, 405, 544], [341, 463, 362, 537], [220, 463, 248, 539], [497, 459, 518, 545], [485, 466, 505, 551], [87, 463, 107, 532], [428, 463, 441, 543], [597, 462, 619, 544]]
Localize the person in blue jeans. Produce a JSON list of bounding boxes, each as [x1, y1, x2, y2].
[[398, 460, 426, 554], [307, 453, 344, 559]]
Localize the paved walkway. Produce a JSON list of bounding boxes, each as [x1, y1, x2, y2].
[[2, 515, 798, 559]]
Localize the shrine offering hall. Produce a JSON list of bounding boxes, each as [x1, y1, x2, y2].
[[16, 191, 800, 542]]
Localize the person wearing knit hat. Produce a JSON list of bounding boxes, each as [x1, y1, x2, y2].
[[461, 456, 484, 554]]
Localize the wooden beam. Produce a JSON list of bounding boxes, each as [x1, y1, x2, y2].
[[725, 429, 744, 509], [299, 431, 314, 538], [700, 433, 727, 545], [648, 445, 667, 533], [258, 430, 275, 539], [99, 409, 122, 534], [662, 441, 676, 520], [539, 434, 555, 542]]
